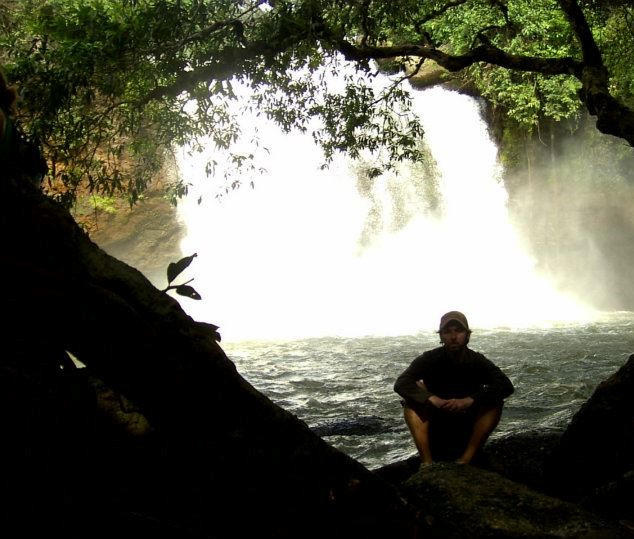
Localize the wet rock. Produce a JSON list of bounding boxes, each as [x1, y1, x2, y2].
[[581, 469, 634, 524], [481, 430, 563, 494], [373, 454, 421, 485], [374, 430, 564, 494], [311, 415, 391, 437]]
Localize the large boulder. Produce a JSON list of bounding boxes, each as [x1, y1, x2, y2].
[[402, 463, 625, 538], [1, 175, 418, 537], [374, 430, 564, 496], [546, 354, 634, 519], [481, 430, 563, 494], [480, 356, 634, 524]]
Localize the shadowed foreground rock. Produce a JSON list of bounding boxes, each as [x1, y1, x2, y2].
[[548, 354, 634, 505], [403, 463, 622, 538], [482, 430, 563, 493], [1, 175, 418, 538], [482, 354, 634, 523]]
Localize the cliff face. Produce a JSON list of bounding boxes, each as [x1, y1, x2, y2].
[[74, 163, 186, 289]]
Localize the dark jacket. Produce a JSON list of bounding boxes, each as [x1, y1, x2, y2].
[[394, 346, 514, 407]]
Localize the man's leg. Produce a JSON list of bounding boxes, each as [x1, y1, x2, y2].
[[456, 403, 503, 464], [403, 405, 433, 464]]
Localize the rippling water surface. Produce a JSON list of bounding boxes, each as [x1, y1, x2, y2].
[[223, 312, 634, 470]]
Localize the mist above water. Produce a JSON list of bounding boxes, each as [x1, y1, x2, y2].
[[503, 120, 634, 312], [176, 78, 594, 342]]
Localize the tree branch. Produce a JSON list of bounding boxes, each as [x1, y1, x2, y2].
[[557, 0, 603, 66], [359, 0, 372, 47], [140, 0, 634, 147], [555, 0, 634, 144], [333, 39, 582, 77], [327, 0, 634, 146], [173, 0, 267, 51], [141, 33, 304, 104]]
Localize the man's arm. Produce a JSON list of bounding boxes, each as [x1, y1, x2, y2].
[[403, 376, 464, 411], [394, 354, 433, 406], [471, 354, 514, 406], [416, 379, 451, 409]]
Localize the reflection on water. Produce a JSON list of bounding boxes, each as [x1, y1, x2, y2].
[[224, 312, 634, 470]]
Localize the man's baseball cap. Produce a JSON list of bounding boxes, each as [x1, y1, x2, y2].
[[439, 311, 469, 331]]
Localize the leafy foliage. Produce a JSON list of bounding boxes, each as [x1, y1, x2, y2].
[[596, 4, 634, 108], [2, 0, 633, 206], [419, 0, 583, 126], [89, 195, 118, 214], [163, 253, 202, 300]]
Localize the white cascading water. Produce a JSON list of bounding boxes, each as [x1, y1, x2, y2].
[[176, 79, 592, 342]]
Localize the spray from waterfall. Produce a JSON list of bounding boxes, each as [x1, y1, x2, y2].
[[175, 80, 593, 342]]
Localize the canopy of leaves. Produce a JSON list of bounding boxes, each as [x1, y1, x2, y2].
[[2, 0, 633, 205]]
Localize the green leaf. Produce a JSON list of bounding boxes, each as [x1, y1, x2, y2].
[[167, 253, 197, 284]]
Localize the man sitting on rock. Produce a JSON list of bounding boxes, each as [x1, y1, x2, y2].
[[394, 311, 514, 465]]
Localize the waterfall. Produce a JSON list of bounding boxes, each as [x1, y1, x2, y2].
[[176, 80, 592, 342]]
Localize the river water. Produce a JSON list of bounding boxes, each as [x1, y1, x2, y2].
[[222, 312, 634, 470]]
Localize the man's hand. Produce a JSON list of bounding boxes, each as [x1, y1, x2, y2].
[[427, 395, 448, 408], [426, 395, 475, 412], [440, 397, 474, 412], [419, 380, 474, 412]]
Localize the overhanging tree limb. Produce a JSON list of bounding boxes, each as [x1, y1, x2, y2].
[[556, 0, 634, 144], [332, 39, 582, 77], [7, 0, 634, 204], [141, 35, 310, 104], [141, 0, 634, 147], [558, 0, 603, 66], [321, 0, 634, 146]]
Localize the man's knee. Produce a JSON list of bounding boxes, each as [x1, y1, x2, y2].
[[402, 401, 432, 424], [473, 402, 503, 432], [477, 401, 503, 418]]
